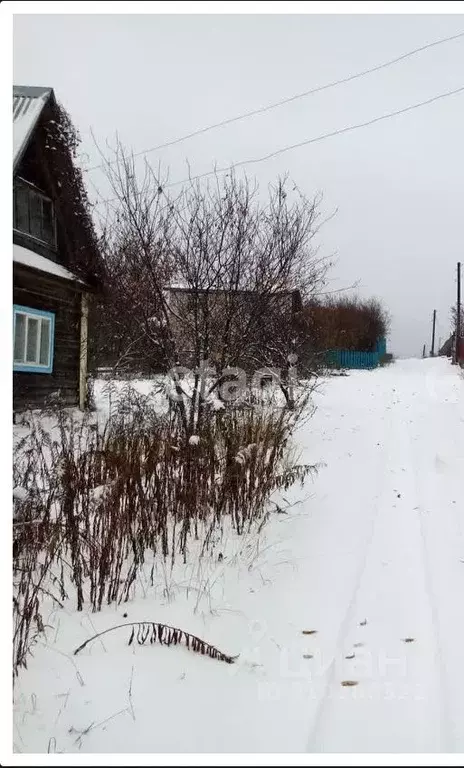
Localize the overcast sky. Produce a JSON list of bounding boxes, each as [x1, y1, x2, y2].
[[13, 13, 464, 357]]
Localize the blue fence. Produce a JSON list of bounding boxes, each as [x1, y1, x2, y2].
[[325, 337, 387, 370]]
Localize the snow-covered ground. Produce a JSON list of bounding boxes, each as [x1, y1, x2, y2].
[[13, 358, 464, 754]]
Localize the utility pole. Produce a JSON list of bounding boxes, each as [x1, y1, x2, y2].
[[455, 261, 461, 364], [422, 343, 426, 358], [430, 309, 437, 357]]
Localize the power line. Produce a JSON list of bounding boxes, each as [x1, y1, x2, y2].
[[84, 30, 464, 174], [168, 84, 464, 186], [91, 84, 464, 206]]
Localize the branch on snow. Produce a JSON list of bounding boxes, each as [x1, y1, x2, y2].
[[74, 620, 238, 664]]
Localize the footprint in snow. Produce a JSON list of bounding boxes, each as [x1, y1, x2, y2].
[[434, 455, 447, 473]]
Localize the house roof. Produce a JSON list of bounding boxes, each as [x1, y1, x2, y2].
[[13, 243, 86, 285], [13, 85, 54, 173]]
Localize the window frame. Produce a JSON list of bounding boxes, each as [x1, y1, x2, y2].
[[13, 305, 55, 374], [13, 179, 57, 249]]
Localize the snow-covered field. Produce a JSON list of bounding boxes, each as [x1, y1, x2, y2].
[[13, 358, 464, 754]]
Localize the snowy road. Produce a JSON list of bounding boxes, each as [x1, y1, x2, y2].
[[14, 358, 464, 754], [302, 358, 464, 753]]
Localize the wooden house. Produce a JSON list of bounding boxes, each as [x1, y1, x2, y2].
[[13, 85, 100, 412]]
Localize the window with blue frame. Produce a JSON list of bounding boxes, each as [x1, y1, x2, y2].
[[13, 305, 55, 374]]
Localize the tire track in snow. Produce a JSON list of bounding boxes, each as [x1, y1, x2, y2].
[[305, 380, 398, 750], [406, 369, 464, 751], [306, 365, 448, 752], [399, 415, 451, 751]]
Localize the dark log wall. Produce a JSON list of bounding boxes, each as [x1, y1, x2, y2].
[[13, 99, 88, 412], [13, 264, 81, 410]]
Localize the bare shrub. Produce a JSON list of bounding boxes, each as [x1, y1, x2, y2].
[[13, 383, 316, 677], [305, 295, 390, 353], [90, 153, 330, 411]]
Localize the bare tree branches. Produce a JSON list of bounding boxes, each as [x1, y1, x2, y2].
[[89, 144, 329, 421]]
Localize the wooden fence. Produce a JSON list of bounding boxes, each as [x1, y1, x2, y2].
[[325, 337, 387, 370]]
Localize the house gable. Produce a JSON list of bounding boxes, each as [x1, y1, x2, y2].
[[13, 85, 102, 289]]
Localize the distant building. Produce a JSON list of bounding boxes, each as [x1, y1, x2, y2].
[[163, 285, 302, 371]]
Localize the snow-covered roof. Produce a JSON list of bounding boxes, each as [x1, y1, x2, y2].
[[13, 243, 84, 284], [13, 86, 53, 172], [164, 283, 189, 291]]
